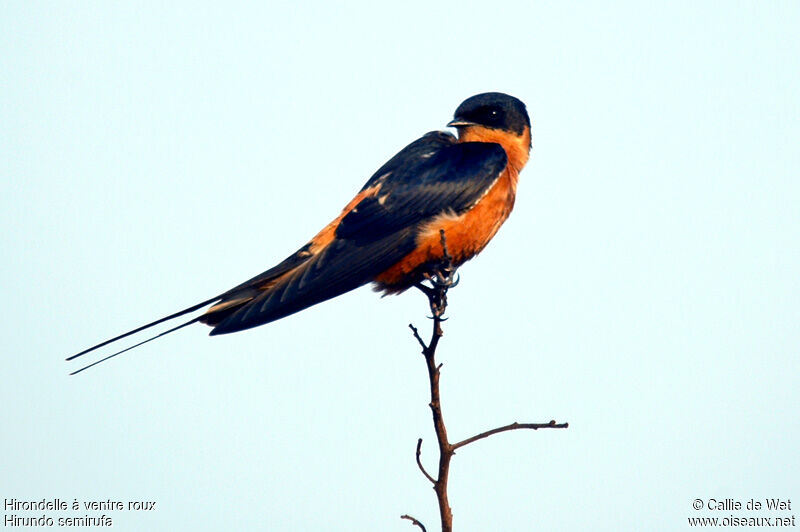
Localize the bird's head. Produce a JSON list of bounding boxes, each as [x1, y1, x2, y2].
[[448, 92, 531, 171]]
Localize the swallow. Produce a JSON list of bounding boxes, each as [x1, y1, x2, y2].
[[68, 92, 531, 373]]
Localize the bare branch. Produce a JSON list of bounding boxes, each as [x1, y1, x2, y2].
[[403, 229, 568, 532], [400, 514, 428, 532], [407, 230, 456, 532], [414, 438, 436, 484], [452, 420, 570, 451], [409, 324, 427, 351]]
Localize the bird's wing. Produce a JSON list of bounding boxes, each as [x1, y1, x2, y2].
[[209, 132, 507, 334], [67, 133, 507, 371]]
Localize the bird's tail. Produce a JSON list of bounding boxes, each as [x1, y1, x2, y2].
[[66, 296, 221, 375]]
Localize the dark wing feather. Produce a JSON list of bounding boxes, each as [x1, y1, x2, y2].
[[210, 228, 417, 334], [207, 133, 458, 304], [209, 132, 508, 334], [356, 130, 458, 191], [219, 242, 316, 296], [337, 138, 507, 242]]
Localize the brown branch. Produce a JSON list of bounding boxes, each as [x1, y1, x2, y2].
[[452, 420, 569, 451], [401, 514, 428, 532], [415, 438, 436, 484], [405, 229, 456, 532], [409, 324, 427, 351], [424, 330, 452, 532], [403, 229, 568, 531]]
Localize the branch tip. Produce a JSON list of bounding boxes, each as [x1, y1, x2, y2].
[[414, 438, 436, 484], [408, 323, 427, 350], [401, 514, 428, 532], [452, 420, 569, 450]]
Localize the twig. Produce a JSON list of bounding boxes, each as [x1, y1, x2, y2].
[[407, 230, 455, 532], [409, 324, 427, 351], [403, 229, 568, 531], [452, 420, 569, 451], [401, 514, 428, 532], [415, 438, 436, 484]]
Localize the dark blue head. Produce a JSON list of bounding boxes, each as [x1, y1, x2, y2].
[[449, 92, 530, 136]]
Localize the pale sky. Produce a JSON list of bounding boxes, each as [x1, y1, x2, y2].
[[2, 2, 798, 530]]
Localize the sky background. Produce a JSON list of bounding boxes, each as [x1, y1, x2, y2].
[[2, 2, 798, 531]]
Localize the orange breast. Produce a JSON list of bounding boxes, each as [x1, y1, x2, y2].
[[373, 166, 518, 291]]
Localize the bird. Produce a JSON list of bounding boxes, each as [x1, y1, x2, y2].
[[67, 92, 531, 374]]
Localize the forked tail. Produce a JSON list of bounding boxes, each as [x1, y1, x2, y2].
[[66, 296, 221, 375]]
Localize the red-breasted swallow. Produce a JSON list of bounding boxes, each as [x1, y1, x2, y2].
[[68, 92, 531, 373]]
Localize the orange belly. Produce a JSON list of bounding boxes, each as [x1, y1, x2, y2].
[[374, 167, 517, 292]]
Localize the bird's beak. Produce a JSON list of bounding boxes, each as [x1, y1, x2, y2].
[[447, 118, 476, 128]]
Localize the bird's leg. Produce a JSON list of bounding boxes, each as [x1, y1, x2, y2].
[[414, 281, 435, 300], [413, 230, 459, 320]]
